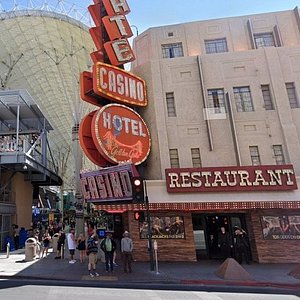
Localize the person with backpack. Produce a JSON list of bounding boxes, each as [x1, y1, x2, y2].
[[86, 233, 99, 277]]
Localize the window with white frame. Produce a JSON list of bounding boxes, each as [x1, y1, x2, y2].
[[285, 82, 299, 109], [169, 149, 180, 168], [254, 33, 275, 48], [166, 92, 176, 117], [272, 145, 285, 165], [191, 148, 201, 168], [205, 38, 228, 54], [233, 86, 254, 112], [261, 85, 274, 110], [249, 146, 261, 165], [207, 89, 226, 113], [162, 43, 183, 58]]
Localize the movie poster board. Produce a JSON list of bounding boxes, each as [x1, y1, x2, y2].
[[139, 216, 185, 239], [261, 215, 300, 240]]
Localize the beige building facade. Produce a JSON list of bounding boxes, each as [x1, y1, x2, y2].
[[127, 8, 300, 263]]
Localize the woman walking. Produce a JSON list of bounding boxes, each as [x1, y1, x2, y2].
[[77, 233, 86, 263], [41, 230, 51, 258]]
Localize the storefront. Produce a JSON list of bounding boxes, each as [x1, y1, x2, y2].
[[88, 164, 300, 264]]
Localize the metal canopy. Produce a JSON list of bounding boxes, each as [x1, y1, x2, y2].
[[0, 89, 52, 132], [0, 90, 62, 186]]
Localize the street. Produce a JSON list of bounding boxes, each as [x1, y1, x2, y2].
[[0, 280, 299, 300]]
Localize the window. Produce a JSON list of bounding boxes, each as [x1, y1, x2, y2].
[[273, 145, 285, 165], [261, 85, 274, 110], [233, 86, 254, 112], [166, 92, 176, 117], [205, 38, 228, 54], [207, 89, 226, 113], [169, 149, 180, 168], [249, 146, 261, 165], [285, 82, 299, 108], [191, 148, 201, 168], [162, 43, 183, 58], [254, 33, 275, 48]]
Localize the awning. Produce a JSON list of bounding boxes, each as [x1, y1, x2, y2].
[[94, 201, 300, 212]]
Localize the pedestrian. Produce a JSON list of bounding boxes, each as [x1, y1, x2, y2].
[[100, 232, 116, 273], [13, 224, 19, 250], [217, 227, 233, 260], [86, 233, 100, 277], [41, 230, 51, 258], [77, 233, 86, 263], [67, 228, 77, 263], [34, 230, 42, 259], [121, 231, 133, 273], [55, 229, 66, 259], [234, 227, 250, 264]]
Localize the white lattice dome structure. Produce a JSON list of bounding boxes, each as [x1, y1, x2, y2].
[[0, 3, 96, 189]]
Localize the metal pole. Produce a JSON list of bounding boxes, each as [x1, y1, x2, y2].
[[154, 240, 159, 274], [6, 242, 10, 258], [144, 180, 154, 271]]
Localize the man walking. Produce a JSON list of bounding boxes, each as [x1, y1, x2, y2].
[[121, 231, 133, 273], [67, 228, 76, 263]]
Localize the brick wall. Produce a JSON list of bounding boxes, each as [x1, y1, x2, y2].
[[250, 209, 300, 263], [125, 211, 197, 262]]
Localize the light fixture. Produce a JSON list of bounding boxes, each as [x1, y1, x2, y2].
[[130, 25, 139, 36]]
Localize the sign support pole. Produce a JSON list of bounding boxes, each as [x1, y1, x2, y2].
[[144, 180, 154, 271]]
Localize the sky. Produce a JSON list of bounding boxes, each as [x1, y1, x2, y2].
[[1, 0, 300, 33], [70, 0, 300, 34]]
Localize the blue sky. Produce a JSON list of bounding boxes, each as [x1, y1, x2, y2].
[[125, 0, 300, 34], [2, 0, 300, 34]]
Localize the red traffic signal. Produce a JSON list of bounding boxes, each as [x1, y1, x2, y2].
[[134, 211, 145, 222]]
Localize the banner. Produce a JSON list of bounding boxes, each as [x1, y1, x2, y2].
[[261, 215, 300, 240], [139, 216, 185, 239]]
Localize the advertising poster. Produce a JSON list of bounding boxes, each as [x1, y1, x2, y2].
[[139, 216, 185, 239], [261, 215, 300, 240]]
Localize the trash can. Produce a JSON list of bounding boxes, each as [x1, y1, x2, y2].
[[25, 238, 37, 261], [52, 233, 59, 251]]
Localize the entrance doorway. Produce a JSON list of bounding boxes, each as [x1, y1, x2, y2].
[[192, 213, 249, 260]]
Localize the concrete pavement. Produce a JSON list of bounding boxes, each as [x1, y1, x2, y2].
[[0, 248, 300, 291]]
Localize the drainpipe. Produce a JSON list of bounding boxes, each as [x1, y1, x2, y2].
[[197, 56, 213, 151], [226, 92, 241, 166]]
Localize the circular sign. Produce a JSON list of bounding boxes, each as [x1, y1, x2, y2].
[[79, 110, 113, 167], [91, 103, 151, 165]]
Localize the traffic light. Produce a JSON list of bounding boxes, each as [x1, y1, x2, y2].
[[134, 211, 145, 222], [132, 176, 144, 203]]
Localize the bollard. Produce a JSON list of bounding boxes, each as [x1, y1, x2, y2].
[[153, 240, 159, 274], [6, 242, 10, 258]]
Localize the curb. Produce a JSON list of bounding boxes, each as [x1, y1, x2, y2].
[[1, 273, 300, 291], [180, 279, 300, 290]]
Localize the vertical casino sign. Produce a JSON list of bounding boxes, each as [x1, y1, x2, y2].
[[79, 0, 150, 167]]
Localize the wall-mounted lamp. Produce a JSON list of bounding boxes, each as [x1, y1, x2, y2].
[[130, 25, 139, 36]]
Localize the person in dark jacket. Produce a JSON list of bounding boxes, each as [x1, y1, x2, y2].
[[100, 232, 116, 272], [217, 227, 233, 259], [234, 227, 250, 264], [55, 229, 66, 259], [87, 234, 99, 277]]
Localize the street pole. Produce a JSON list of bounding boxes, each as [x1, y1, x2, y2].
[[144, 180, 154, 271]]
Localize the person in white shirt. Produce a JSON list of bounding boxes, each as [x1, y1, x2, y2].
[[121, 231, 133, 273], [67, 228, 77, 263]]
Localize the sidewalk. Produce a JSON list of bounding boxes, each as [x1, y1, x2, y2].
[[0, 248, 300, 290]]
